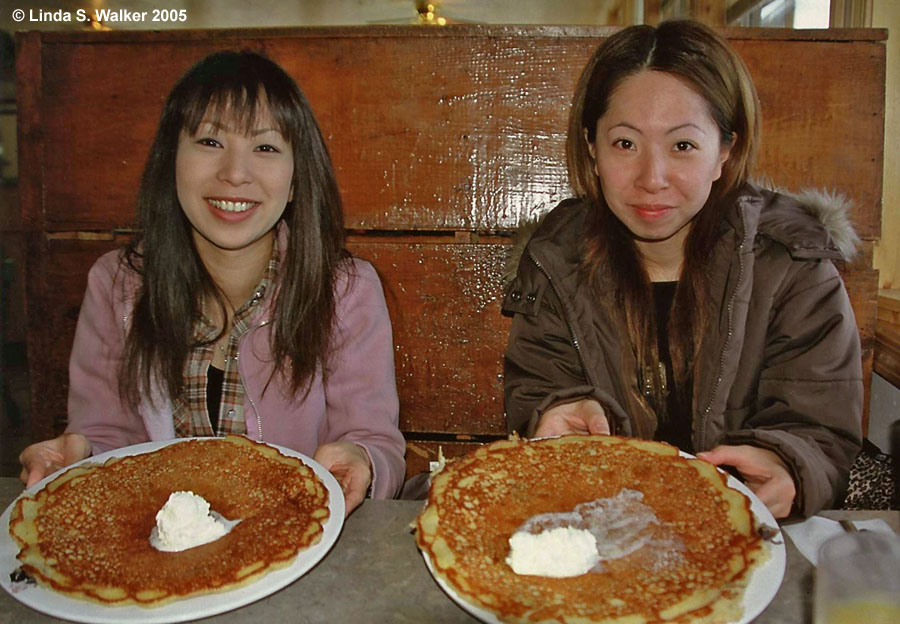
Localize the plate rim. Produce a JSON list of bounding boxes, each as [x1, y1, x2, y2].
[[1, 436, 345, 624]]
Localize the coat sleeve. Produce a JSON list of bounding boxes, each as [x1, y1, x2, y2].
[[503, 268, 632, 437], [66, 253, 150, 454], [323, 259, 406, 499], [722, 259, 863, 516]]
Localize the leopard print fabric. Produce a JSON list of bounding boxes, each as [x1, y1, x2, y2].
[[841, 440, 899, 510]]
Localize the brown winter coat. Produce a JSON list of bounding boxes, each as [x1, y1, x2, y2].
[[502, 183, 863, 516]]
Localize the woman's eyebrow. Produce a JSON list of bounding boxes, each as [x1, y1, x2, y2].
[[195, 121, 281, 136], [666, 122, 707, 135], [607, 122, 708, 135], [608, 122, 643, 134], [249, 127, 280, 137]]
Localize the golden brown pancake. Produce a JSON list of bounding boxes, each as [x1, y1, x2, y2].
[[9, 435, 330, 606], [416, 435, 769, 624]]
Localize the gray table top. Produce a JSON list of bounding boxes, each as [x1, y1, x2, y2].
[[1, 477, 897, 624]]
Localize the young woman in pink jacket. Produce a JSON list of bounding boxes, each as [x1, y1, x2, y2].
[[19, 51, 406, 514]]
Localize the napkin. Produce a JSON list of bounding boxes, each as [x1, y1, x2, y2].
[[781, 517, 896, 566]]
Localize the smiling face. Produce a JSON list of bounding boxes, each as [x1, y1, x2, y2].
[[175, 105, 294, 261], [589, 70, 732, 272]]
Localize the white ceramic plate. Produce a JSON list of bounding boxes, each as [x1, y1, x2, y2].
[[1, 438, 345, 624], [421, 456, 786, 624]]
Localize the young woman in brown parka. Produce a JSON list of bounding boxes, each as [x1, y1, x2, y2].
[[503, 20, 863, 519]]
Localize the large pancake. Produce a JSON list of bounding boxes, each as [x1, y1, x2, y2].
[[9, 435, 330, 606], [416, 435, 769, 624]]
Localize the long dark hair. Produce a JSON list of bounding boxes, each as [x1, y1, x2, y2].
[[120, 50, 346, 409], [567, 20, 760, 417]]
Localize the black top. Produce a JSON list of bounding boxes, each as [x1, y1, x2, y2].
[[651, 282, 693, 453], [207, 364, 224, 433]]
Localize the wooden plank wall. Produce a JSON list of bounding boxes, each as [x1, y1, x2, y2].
[[15, 26, 885, 479]]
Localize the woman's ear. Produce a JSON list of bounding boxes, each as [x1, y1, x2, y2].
[[584, 128, 597, 160], [714, 132, 736, 181], [725, 131, 736, 157]]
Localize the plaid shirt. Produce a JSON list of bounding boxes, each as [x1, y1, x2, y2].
[[172, 242, 279, 438]]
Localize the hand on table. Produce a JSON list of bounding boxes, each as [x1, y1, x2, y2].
[[697, 445, 796, 518], [534, 399, 610, 438], [19, 433, 92, 488], [314, 441, 372, 517]]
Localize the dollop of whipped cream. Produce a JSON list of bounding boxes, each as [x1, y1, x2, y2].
[[151, 491, 227, 552], [506, 526, 599, 577]]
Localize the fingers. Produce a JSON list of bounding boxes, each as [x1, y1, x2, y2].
[[697, 445, 778, 480], [534, 417, 572, 438], [18, 434, 92, 488], [326, 462, 368, 516], [535, 399, 609, 438], [341, 474, 368, 516], [22, 456, 63, 488], [314, 442, 372, 517], [698, 444, 796, 519], [586, 411, 610, 435], [24, 468, 48, 488], [21, 455, 60, 488], [19, 466, 37, 487], [19, 446, 65, 487], [696, 445, 745, 468]]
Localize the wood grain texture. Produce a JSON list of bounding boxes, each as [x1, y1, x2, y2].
[[23, 238, 117, 440], [877, 290, 900, 325], [27, 28, 884, 239], [734, 38, 885, 238], [14, 32, 43, 233], [875, 326, 900, 389], [347, 241, 510, 435], [32, 25, 887, 44], [875, 291, 900, 388]]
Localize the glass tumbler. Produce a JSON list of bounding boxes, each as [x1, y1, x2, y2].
[[813, 530, 900, 624]]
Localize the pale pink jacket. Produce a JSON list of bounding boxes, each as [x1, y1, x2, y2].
[[66, 248, 406, 499]]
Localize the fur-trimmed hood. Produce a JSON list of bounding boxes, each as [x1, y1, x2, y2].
[[503, 183, 860, 286], [772, 187, 860, 259]]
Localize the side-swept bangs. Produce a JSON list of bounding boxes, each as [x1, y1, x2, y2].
[[171, 51, 305, 146]]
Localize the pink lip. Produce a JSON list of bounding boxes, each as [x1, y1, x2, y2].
[[205, 198, 260, 223], [631, 204, 674, 221]]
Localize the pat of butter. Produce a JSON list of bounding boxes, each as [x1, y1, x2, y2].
[[506, 526, 599, 577], [151, 491, 227, 552]]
